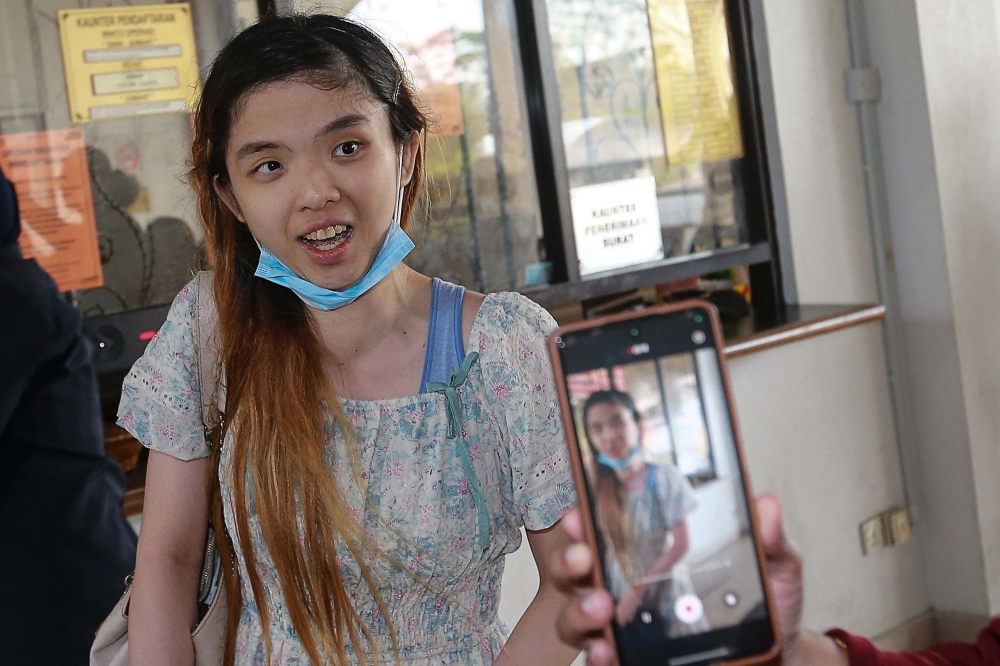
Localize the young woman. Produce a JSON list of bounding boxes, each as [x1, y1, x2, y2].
[[118, 15, 578, 666], [581, 390, 698, 645]]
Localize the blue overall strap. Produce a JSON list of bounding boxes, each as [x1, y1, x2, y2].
[[419, 278, 466, 393], [427, 351, 490, 550]]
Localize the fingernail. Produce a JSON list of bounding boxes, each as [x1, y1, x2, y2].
[[582, 592, 605, 616], [590, 641, 614, 663], [566, 544, 590, 570]]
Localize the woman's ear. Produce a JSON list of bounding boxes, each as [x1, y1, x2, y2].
[[213, 175, 246, 223], [400, 131, 422, 187]]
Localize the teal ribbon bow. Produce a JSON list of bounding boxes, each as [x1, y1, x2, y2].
[[427, 351, 490, 550]]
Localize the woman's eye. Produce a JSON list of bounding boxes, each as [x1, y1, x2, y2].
[[254, 160, 282, 175], [333, 141, 362, 157]]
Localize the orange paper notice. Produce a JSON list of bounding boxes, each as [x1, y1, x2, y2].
[[0, 129, 103, 292]]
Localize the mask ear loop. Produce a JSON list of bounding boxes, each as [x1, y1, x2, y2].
[[392, 147, 405, 227], [391, 78, 406, 226]]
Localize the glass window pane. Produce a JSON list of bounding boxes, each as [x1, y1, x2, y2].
[[619, 360, 676, 465], [544, 0, 749, 270], [0, 0, 255, 316], [659, 352, 714, 479], [339, 0, 549, 292]]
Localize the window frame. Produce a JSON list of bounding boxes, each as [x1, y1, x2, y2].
[[512, 0, 792, 318]]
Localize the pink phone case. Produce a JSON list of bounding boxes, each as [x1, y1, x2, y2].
[[546, 300, 781, 666]]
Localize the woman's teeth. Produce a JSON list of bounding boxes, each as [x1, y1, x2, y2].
[[303, 224, 348, 241], [301, 224, 352, 249]]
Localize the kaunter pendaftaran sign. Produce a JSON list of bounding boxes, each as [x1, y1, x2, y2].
[[57, 3, 200, 123]]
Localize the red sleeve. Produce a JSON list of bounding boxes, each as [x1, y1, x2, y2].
[[827, 618, 1000, 666]]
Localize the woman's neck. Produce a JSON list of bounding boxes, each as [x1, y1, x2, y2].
[[309, 263, 427, 359], [616, 460, 647, 492]]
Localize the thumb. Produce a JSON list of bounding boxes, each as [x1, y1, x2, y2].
[[756, 493, 786, 557]]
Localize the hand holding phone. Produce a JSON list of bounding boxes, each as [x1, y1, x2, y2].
[[552, 495, 810, 666], [548, 302, 780, 666]]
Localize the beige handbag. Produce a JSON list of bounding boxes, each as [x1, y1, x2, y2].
[[91, 272, 228, 665]]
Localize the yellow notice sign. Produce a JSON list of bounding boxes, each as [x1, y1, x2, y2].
[[57, 3, 199, 123], [647, 0, 744, 166]]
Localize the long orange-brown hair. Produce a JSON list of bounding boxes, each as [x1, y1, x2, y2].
[[189, 15, 428, 665]]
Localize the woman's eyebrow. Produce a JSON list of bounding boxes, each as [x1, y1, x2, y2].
[[234, 140, 287, 162], [318, 113, 368, 137], [233, 115, 369, 162]]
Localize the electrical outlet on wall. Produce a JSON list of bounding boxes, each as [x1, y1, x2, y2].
[[860, 515, 886, 555], [884, 508, 912, 547]]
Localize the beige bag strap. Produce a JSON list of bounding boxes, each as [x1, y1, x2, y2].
[[193, 271, 223, 605], [194, 271, 221, 435]]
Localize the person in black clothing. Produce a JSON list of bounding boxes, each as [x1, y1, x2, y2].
[[0, 167, 137, 664]]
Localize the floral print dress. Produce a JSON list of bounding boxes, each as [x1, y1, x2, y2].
[[117, 278, 576, 665], [603, 463, 699, 636]]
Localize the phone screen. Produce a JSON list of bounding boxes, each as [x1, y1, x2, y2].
[[554, 307, 775, 665]]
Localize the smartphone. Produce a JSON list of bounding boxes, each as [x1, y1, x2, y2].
[[548, 301, 779, 666]]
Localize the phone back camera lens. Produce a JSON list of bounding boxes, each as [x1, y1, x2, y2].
[[555, 337, 566, 349], [630, 328, 639, 337], [692, 330, 707, 345]]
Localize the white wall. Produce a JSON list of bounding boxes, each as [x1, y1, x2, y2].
[[913, 0, 1000, 615], [865, 0, 990, 616], [711, 0, 1000, 629], [759, 0, 877, 305], [755, 0, 927, 631], [731, 325, 927, 635]]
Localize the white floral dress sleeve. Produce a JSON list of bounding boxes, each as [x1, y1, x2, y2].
[[116, 278, 209, 461], [476, 293, 577, 532], [654, 464, 699, 529]]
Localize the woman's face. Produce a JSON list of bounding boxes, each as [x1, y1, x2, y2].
[[585, 401, 641, 460], [218, 80, 418, 290]]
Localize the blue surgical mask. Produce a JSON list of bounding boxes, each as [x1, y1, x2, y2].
[[597, 447, 641, 472], [253, 149, 414, 310]]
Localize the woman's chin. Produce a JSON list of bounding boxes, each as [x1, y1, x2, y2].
[[290, 262, 366, 293]]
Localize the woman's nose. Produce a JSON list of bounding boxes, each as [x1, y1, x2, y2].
[[300, 172, 341, 211]]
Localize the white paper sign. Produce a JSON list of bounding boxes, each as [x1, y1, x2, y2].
[[570, 176, 665, 276]]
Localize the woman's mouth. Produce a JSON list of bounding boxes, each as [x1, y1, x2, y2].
[[299, 224, 353, 250]]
